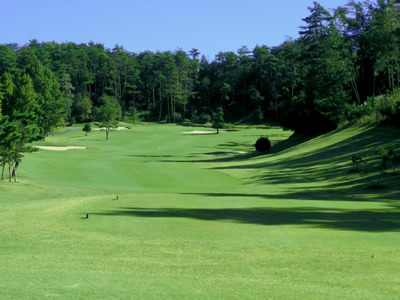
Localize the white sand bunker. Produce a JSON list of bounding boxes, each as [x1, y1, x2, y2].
[[93, 126, 129, 131], [33, 146, 87, 151], [205, 151, 246, 156], [182, 130, 226, 134]]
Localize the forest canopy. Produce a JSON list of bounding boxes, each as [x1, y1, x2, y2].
[[0, 0, 400, 135]]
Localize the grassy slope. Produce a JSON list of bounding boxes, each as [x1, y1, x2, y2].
[[0, 123, 399, 299]]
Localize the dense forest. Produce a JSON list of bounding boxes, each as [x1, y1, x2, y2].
[[1, 1, 399, 140]]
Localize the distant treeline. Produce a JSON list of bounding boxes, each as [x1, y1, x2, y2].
[[1, 0, 400, 134]]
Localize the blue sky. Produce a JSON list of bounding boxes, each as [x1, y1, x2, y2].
[[1, 0, 349, 60]]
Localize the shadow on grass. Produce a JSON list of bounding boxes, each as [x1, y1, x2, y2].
[[126, 155, 176, 158], [160, 151, 265, 163], [92, 206, 400, 232]]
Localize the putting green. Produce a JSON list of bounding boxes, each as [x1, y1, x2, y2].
[[0, 123, 399, 298]]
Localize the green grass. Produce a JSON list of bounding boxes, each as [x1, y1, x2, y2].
[[1, 123, 399, 299]]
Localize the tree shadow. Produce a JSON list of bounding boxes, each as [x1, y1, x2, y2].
[[126, 155, 175, 158], [159, 151, 265, 163], [92, 206, 400, 232]]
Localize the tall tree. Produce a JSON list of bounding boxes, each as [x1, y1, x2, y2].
[[281, 2, 351, 132], [0, 44, 18, 76], [95, 94, 121, 140], [21, 53, 67, 134], [59, 72, 75, 124], [212, 107, 225, 134], [0, 72, 15, 116], [0, 113, 41, 182]]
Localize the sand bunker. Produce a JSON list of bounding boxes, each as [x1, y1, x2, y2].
[[182, 130, 226, 134], [93, 126, 129, 131], [33, 146, 87, 151], [205, 151, 246, 156]]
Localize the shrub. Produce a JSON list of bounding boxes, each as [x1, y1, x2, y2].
[[199, 113, 211, 124], [82, 123, 92, 136], [376, 92, 400, 117], [172, 112, 182, 122], [255, 136, 271, 153], [345, 101, 374, 122], [191, 112, 211, 124], [137, 110, 152, 121]]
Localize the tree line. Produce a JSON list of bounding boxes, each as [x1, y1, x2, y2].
[[1, 0, 400, 181]]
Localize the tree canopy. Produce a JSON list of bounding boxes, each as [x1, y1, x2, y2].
[[2, 1, 400, 133]]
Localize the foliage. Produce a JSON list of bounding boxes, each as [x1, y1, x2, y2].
[[82, 123, 92, 136], [0, 113, 41, 181], [94, 94, 121, 140], [0, 1, 400, 133], [255, 136, 271, 153], [212, 107, 224, 134], [128, 106, 137, 123], [136, 110, 152, 122], [375, 89, 400, 121], [192, 112, 211, 124], [344, 100, 374, 123]]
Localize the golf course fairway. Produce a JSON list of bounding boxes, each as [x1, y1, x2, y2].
[[0, 123, 399, 299]]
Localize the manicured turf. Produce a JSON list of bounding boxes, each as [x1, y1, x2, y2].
[[0, 123, 399, 298]]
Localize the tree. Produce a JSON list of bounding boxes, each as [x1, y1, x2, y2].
[[82, 123, 92, 136], [95, 94, 121, 140], [0, 113, 41, 182], [73, 94, 92, 123], [212, 107, 225, 134], [0, 44, 18, 76], [59, 72, 75, 124], [12, 73, 38, 113], [20, 52, 67, 134], [280, 2, 351, 132], [255, 136, 271, 153], [0, 72, 15, 116]]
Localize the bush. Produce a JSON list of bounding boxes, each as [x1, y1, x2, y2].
[[199, 113, 211, 124], [172, 112, 182, 122], [345, 101, 374, 122], [191, 112, 211, 124], [255, 136, 271, 153], [137, 110, 152, 121], [82, 123, 92, 136], [376, 92, 399, 117]]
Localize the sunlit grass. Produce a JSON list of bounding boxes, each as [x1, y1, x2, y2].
[[1, 123, 399, 298]]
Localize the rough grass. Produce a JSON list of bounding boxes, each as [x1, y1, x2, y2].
[[0, 123, 399, 299]]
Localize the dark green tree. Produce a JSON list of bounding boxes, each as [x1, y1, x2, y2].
[[212, 107, 225, 134], [0, 44, 18, 76], [0, 72, 15, 116], [82, 123, 92, 136], [0, 113, 41, 182], [95, 94, 121, 140]]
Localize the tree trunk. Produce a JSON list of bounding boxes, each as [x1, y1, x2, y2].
[[8, 161, 12, 182], [152, 87, 156, 110], [1, 163, 5, 180], [12, 162, 18, 182], [106, 127, 109, 140], [158, 85, 163, 122], [167, 94, 171, 123]]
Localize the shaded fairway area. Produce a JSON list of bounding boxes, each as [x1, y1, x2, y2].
[[0, 123, 399, 298]]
